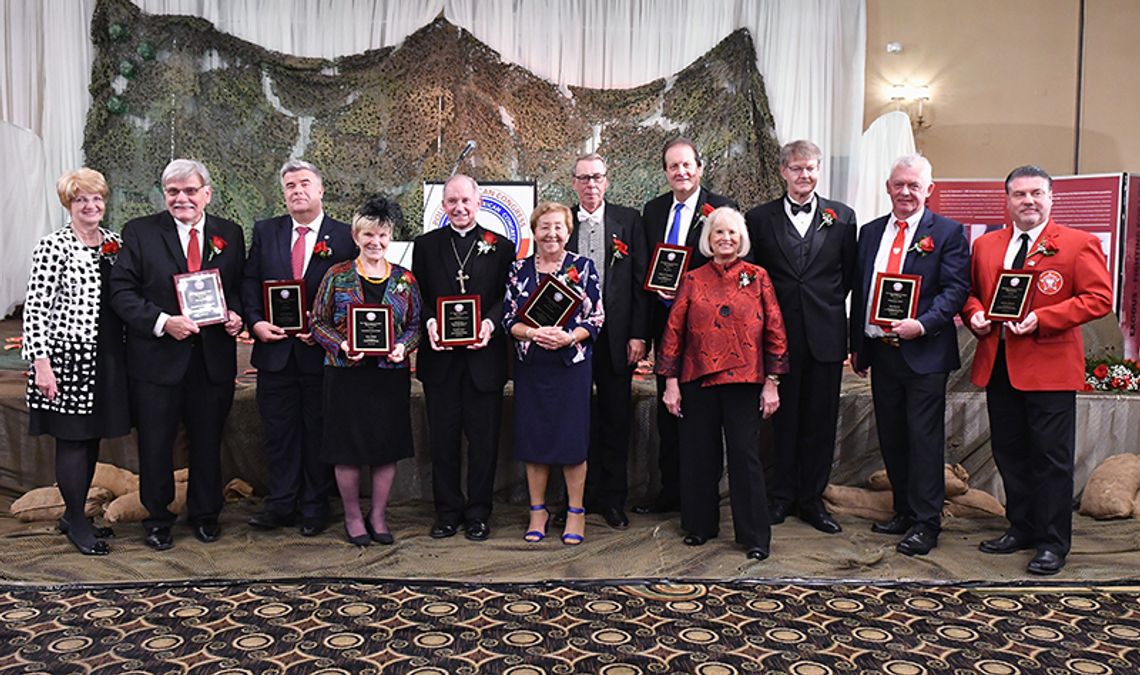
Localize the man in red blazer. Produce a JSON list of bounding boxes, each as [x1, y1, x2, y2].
[[962, 165, 1112, 575]]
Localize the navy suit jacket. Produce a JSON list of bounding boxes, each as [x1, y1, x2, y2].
[[567, 201, 649, 374], [241, 213, 357, 375], [110, 211, 245, 386], [850, 208, 969, 375]]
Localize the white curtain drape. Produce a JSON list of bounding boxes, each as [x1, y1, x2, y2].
[[849, 111, 916, 227], [2, 0, 866, 310], [0, 122, 52, 317]]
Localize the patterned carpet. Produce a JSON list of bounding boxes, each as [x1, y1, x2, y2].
[[1, 578, 1138, 673]]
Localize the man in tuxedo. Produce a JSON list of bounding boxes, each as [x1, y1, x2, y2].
[[564, 153, 648, 529], [963, 165, 1111, 575], [110, 159, 245, 550], [241, 160, 356, 537], [849, 154, 969, 556], [745, 140, 856, 534], [412, 174, 515, 541], [635, 137, 737, 515]]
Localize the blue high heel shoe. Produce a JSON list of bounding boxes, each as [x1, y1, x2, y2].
[[524, 504, 549, 542], [562, 506, 585, 546]]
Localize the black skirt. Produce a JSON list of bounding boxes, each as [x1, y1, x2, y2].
[[322, 364, 413, 466]]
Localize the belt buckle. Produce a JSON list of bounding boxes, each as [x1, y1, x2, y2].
[[879, 334, 900, 348]]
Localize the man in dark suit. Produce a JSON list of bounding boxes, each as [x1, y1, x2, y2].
[[962, 165, 1112, 575], [635, 137, 737, 515], [241, 160, 356, 537], [110, 159, 245, 550], [745, 140, 857, 534], [564, 153, 649, 529], [412, 174, 515, 541], [849, 154, 969, 556]]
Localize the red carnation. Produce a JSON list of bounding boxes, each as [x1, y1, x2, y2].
[[312, 241, 331, 258], [483, 231, 496, 245], [100, 240, 120, 256], [1042, 238, 1059, 254], [1094, 364, 1109, 379], [917, 235, 935, 253], [701, 203, 716, 218], [1111, 377, 1124, 389], [566, 266, 581, 284]]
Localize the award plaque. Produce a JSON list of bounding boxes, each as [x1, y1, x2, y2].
[[173, 269, 228, 326], [986, 269, 1037, 322], [347, 304, 393, 355], [869, 272, 922, 328], [520, 276, 582, 328], [438, 295, 482, 347], [263, 280, 306, 334], [644, 243, 692, 293]]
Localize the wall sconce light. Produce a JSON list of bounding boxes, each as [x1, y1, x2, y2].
[[889, 84, 932, 130]]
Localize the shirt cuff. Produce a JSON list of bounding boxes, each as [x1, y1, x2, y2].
[[153, 312, 170, 337]]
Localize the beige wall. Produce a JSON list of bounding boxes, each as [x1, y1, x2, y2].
[[866, 0, 1140, 179]]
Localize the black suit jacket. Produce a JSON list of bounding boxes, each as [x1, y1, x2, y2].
[[110, 211, 245, 386], [567, 201, 649, 374], [642, 187, 737, 342], [745, 195, 857, 362], [241, 213, 357, 374], [412, 225, 515, 392]]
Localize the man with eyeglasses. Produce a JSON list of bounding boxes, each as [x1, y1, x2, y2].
[[111, 158, 246, 551], [744, 140, 857, 535], [636, 137, 736, 516], [561, 153, 648, 529], [241, 160, 356, 537]]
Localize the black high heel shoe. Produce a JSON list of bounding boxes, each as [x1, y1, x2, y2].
[[64, 530, 110, 556], [365, 520, 395, 545], [59, 516, 114, 539], [344, 524, 371, 547]]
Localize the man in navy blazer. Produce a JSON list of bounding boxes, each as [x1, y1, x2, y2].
[[110, 159, 245, 551], [849, 154, 969, 556], [745, 140, 857, 534], [636, 137, 736, 515], [565, 153, 649, 529], [241, 160, 356, 536]]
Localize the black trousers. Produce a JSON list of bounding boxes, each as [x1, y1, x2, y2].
[[767, 340, 842, 512], [423, 359, 503, 524], [654, 374, 682, 506], [131, 343, 233, 530], [256, 354, 330, 521], [868, 340, 947, 532], [679, 382, 771, 550], [584, 332, 635, 510], [986, 342, 1076, 555]]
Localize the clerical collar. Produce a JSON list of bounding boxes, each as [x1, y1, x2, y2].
[[450, 224, 476, 238]]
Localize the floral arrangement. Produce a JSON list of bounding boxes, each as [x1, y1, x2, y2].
[[1084, 356, 1140, 392]]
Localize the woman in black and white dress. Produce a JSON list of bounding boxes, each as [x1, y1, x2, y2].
[[23, 168, 130, 555]]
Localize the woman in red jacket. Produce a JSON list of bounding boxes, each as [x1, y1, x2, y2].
[[656, 207, 789, 560]]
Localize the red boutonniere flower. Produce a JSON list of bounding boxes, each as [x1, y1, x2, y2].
[[738, 271, 755, 288], [208, 235, 227, 259], [701, 203, 716, 218], [818, 208, 837, 231], [100, 239, 120, 258], [394, 271, 414, 295], [313, 240, 332, 258], [565, 266, 581, 285], [910, 235, 935, 256], [476, 231, 497, 255], [1029, 236, 1059, 259], [611, 235, 628, 263]]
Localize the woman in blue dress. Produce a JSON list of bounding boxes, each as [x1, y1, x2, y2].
[[503, 202, 604, 545]]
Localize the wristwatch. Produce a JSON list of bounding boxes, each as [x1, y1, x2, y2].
[[766, 374, 780, 385]]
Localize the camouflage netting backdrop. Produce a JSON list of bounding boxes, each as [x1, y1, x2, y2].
[[86, 0, 783, 240]]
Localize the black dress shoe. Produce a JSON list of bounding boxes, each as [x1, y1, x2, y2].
[[979, 532, 1035, 555], [769, 502, 792, 525], [345, 526, 371, 547], [248, 511, 298, 530], [871, 515, 911, 535], [464, 519, 490, 541], [799, 508, 842, 534], [683, 534, 709, 546], [430, 522, 459, 539], [1027, 549, 1066, 575], [746, 547, 769, 561], [896, 527, 938, 556], [601, 507, 630, 530], [365, 521, 395, 545], [193, 522, 221, 543], [632, 497, 680, 515], [65, 530, 110, 556], [299, 519, 327, 537], [145, 526, 174, 551]]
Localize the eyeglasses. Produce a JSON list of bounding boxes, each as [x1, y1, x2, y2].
[[72, 195, 105, 205], [784, 164, 819, 174], [573, 173, 607, 184], [164, 185, 205, 197]]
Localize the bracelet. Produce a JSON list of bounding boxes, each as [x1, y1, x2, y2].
[[525, 327, 535, 339]]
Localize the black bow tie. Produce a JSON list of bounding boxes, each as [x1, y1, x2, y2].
[[789, 201, 812, 216]]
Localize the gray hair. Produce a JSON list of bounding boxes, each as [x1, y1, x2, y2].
[[573, 153, 608, 173], [162, 159, 211, 187], [280, 159, 322, 182], [779, 140, 822, 167], [891, 153, 933, 184], [444, 173, 480, 194], [697, 206, 751, 259]]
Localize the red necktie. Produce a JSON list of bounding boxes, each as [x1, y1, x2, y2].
[[885, 220, 907, 274], [292, 226, 310, 279], [187, 227, 202, 272]]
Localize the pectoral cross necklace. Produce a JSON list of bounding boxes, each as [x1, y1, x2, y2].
[[451, 236, 476, 294]]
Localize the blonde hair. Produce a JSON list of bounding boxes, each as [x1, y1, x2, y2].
[[529, 202, 574, 236], [56, 168, 109, 208]]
